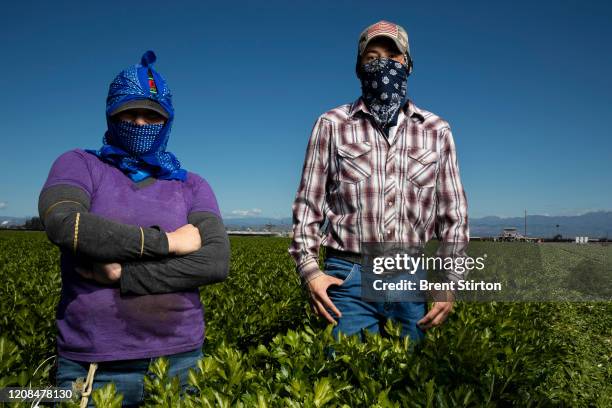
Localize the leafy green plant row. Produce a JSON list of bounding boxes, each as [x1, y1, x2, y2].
[[0, 232, 610, 407]]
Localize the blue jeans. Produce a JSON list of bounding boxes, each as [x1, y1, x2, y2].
[[55, 348, 202, 407], [324, 257, 427, 344]]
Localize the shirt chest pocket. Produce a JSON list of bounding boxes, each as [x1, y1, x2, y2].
[[400, 147, 439, 188], [336, 142, 372, 184]]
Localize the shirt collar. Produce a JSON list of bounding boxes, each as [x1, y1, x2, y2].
[[348, 97, 425, 124]]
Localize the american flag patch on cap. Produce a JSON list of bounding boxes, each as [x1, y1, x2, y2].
[[366, 21, 399, 40], [358, 20, 410, 60]]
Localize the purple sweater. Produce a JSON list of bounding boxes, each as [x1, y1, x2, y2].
[[42, 149, 220, 362]]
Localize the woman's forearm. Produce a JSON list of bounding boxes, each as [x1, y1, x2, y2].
[[119, 211, 230, 295], [39, 184, 169, 261]]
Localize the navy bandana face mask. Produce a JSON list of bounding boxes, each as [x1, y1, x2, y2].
[[359, 58, 409, 130], [107, 120, 165, 156]]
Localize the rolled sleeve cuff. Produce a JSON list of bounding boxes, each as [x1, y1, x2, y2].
[[142, 225, 170, 258], [119, 263, 139, 295], [434, 241, 469, 282], [297, 257, 323, 283]]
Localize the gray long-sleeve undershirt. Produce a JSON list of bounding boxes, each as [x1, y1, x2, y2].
[[120, 211, 230, 295], [38, 183, 230, 295], [39, 184, 169, 261]]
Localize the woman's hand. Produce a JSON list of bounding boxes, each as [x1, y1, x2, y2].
[[76, 262, 122, 285], [166, 224, 202, 255]]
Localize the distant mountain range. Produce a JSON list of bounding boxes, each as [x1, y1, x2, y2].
[[0, 216, 27, 227], [223, 211, 612, 238], [469, 211, 612, 238], [3, 211, 612, 238], [224, 217, 292, 230]]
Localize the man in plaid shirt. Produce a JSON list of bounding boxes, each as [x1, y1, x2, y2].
[[289, 20, 469, 342]]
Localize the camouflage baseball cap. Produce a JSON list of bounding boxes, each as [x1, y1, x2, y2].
[[358, 20, 412, 73]]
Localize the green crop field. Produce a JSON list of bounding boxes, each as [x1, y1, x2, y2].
[[0, 231, 610, 407]]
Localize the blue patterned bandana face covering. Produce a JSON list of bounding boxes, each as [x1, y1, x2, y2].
[[85, 50, 187, 182], [359, 58, 409, 130], [108, 120, 165, 156]]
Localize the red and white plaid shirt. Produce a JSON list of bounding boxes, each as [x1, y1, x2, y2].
[[289, 97, 469, 282]]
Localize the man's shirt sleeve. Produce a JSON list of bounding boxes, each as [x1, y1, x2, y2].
[[288, 117, 331, 282], [434, 126, 470, 282]]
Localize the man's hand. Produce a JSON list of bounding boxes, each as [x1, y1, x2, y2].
[[166, 224, 202, 255], [76, 262, 122, 285], [307, 273, 344, 325], [417, 290, 455, 331]]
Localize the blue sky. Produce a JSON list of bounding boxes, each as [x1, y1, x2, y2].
[[1, 0, 611, 219]]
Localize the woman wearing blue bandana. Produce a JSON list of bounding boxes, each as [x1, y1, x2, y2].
[[88, 50, 186, 182], [39, 51, 230, 407]]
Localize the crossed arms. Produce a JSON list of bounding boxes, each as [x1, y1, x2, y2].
[[38, 184, 230, 295]]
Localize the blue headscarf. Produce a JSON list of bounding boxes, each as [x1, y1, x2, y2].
[[86, 51, 187, 182]]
